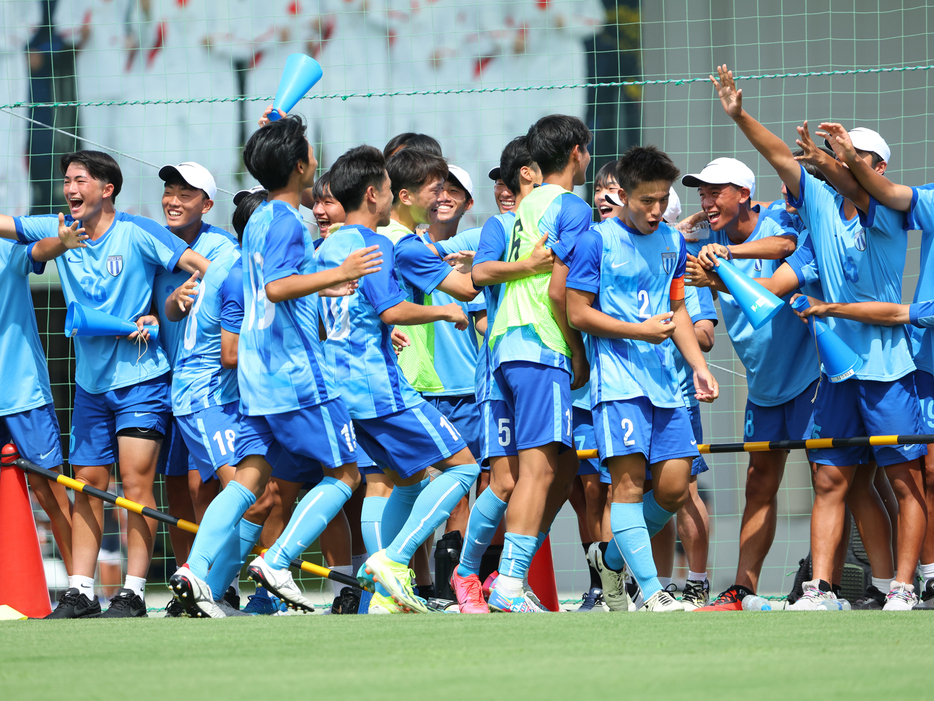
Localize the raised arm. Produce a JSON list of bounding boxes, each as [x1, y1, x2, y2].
[[795, 121, 869, 212]]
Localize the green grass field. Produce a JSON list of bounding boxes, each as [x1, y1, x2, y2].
[[2, 612, 932, 700]]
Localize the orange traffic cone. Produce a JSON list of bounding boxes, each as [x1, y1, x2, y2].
[[0, 444, 52, 618], [527, 535, 560, 612]]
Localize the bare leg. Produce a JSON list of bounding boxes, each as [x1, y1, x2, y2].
[[26, 469, 73, 574], [651, 519, 676, 578], [677, 478, 709, 577], [506, 444, 559, 537], [164, 474, 196, 566], [188, 469, 220, 522], [734, 451, 788, 592], [844, 464, 894, 579], [809, 462, 856, 584], [884, 460, 927, 583]]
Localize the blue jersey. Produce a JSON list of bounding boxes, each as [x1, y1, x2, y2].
[[377, 219, 451, 303], [171, 250, 242, 416], [910, 301, 934, 329], [674, 286, 718, 408], [687, 209, 821, 406], [0, 241, 53, 416], [907, 187, 934, 374], [786, 165, 914, 381], [154, 222, 239, 366], [473, 213, 515, 403], [317, 225, 425, 419], [238, 200, 338, 416], [15, 211, 187, 394], [434, 226, 482, 257], [567, 218, 687, 408]]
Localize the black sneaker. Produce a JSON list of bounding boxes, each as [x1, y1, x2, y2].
[[44, 588, 101, 619], [914, 580, 934, 609], [577, 587, 605, 612], [853, 585, 886, 610], [222, 586, 241, 611], [338, 586, 361, 614], [101, 588, 148, 618], [164, 598, 185, 618]]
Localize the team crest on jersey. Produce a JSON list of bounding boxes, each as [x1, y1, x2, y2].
[[754, 259, 763, 272], [854, 229, 867, 251], [661, 251, 676, 274], [106, 255, 123, 277]]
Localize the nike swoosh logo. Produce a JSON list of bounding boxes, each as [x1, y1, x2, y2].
[[691, 440, 697, 445], [66, 257, 81, 264], [474, 539, 487, 546], [133, 412, 150, 418], [633, 545, 647, 553], [38, 449, 55, 460], [611, 261, 628, 269]]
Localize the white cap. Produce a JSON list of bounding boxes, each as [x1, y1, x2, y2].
[[233, 185, 266, 206], [446, 164, 474, 200], [681, 157, 756, 199], [825, 127, 891, 164], [159, 162, 217, 200], [663, 187, 682, 224]]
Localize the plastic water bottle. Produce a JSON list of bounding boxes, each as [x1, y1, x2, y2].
[[741, 595, 774, 611], [817, 599, 852, 610]]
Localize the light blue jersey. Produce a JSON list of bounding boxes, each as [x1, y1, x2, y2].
[[567, 218, 687, 408], [317, 225, 425, 419], [907, 187, 934, 374], [434, 226, 482, 257], [786, 165, 914, 382], [571, 383, 591, 410], [238, 200, 338, 416], [172, 250, 242, 415], [687, 209, 820, 406], [154, 222, 239, 366], [0, 241, 53, 416], [15, 211, 187, 393], [674, 286, 718, 409]]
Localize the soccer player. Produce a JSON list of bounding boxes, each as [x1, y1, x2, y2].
[[168, 115, 381, 617], [702, 65, 925, 610], [318, 144, 481, 614], [2, 150, 211, 618], [568, 145, 719, 613], [311, 172, 345, 239]]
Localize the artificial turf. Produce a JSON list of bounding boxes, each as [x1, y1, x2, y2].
[[1, 611, 931, 700]]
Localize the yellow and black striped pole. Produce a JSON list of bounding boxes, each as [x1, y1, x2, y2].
[[6, 450, 361, 590]]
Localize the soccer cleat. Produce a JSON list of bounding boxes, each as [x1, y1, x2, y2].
[[169, 567, 226, 618], [488, 584, 545, 613], [367, 592, 404, 614], [586, 543, 629, 612], [336, 587, 362, 614], [247, 556, 315, 613], [853, 585, 887, 610], [577, 587, 606, 612], [787, 579, 836, 611], [242, 587, 278, 615], [164, 598, 185, 618], [694, 585, 750, 612], [481, 571, 498, 599], [44, 588, 102, 619], [883, 581, 918, 611], [361, 550, 429, 614], [680, 579, 711, 611], [913, 580, 934, 610], [222, 586, 241, 611], [640, 589, 684, 613], [216, 596, 251, 617], [450, 570, 490, 614], [101, 588, 148, 618]]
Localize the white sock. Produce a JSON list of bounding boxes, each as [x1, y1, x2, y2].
[[69, 575, 94, 598], [228, 578, 241, 597], [352, 553, 367, 575], [920, 562, 934, 585], [124, 575, 146, 599], [688, 571, 707, 583], [871, 576, 892, 592], [496, 574, 524, 595], [658, 576, 672, 589], [331, 566, 353, 599]]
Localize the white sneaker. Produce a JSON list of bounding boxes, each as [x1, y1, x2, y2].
[[788, 579, 836, 610], [168, 567, 226, 619], [523, 584, 549, 612], [883, 581, 918, 611], [246, 556, 316, 613], [586, 543, 630, 612], [640, 589, 684, 612]]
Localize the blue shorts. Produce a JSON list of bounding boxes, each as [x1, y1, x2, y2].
[[426, 395, 480, 460], [0, 403, 63, 469], [156, 418, 192, 478], [493, 361, 573, 451], [809, 375, 927, 468], [744, 379, 818, 447], [915, 370, 934, 432], [354, 402, 467, 479], [593, 397, 698, 467], [686, 403, 709, 477], [232, 398, 357, 471], [270, 450, 325, 486], [70, 373, 172, 466], [356, 444, 379, 475], [479, 399, 517, 467], [175, 402, 240, 482], [573, 407, 609, 484]]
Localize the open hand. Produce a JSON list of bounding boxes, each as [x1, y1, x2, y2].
[[171, 271, 200, 313], [58, 212, 88, 249], [710, 64, 743, 119], [338, 244, 383, 281], [816, 122, 858, 165], [527, 234, 555, 274]]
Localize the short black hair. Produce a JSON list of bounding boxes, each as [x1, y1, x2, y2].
[[311, 170, 332, 202], [231, 190, 267, 244], [792, 148, 834, 187], [161, 172, 208, 200], [243, 115, 310, 191], [526, 115, 591, 177], [499, 136, 534, 196], [383, 132, 443, 159], [385, 148, 448, 203], [329, 145, 387, 213], [615, 145, 680, 194], [61, 151, 123, 203], [594, 160, 620, 190]]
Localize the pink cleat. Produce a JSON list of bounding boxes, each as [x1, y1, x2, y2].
[[450, 569, 490, 614], [482, 571, 499, 599]]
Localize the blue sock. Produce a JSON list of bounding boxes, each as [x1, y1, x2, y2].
[[611, 502, 661, 600], [360, 496, 388, 556], [604, 537, 625, 571], [643, 490, 676, 537], [380, 483, 422, 547], [499, 533, 538, 580], [386, 463, 480, 564], [266, 477, 353, 568], [457, 489, 506, 577], [187, 481, 255, 579], [206, 518, 264, 600]]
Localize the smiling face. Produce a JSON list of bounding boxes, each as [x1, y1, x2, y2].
[[493, 179, 515, 213], [312, 187, 346, 238], [162, 182, 211, 230], [63, 163, 111, 220], [404, 175, 445, 226], [620, 179, 671, 235], [435, 178, 472, 224], [697, 183, 748, 231], [594, 174, 623, 220]]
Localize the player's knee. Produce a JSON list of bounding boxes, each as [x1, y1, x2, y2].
[[744, 468, 781, 504], [812, 466, 848, 498]]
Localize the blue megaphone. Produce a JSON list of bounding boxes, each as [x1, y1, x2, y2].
[[713, 258, 784, 330], [268, 54, 324, 121], [64, 303, 159, 342], [791, 296, 861, 382]]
